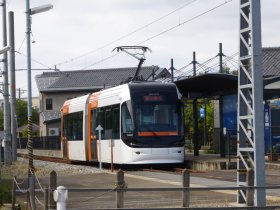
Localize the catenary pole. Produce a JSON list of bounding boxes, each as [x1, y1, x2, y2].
[[171, 58, 174, 82], [2, 0, 12, 165], [219, 43, 225, 157], [237, 0, 265, 206], [8, 11, 17, 162], [192, 51, 199, 156]]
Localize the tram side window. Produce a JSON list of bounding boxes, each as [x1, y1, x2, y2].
[[93, 104, 120, 140], [121, 103, 133, 135], [105, 107, 112, 139], [112, 106, 120, 139], [64, 111, 83, 140]]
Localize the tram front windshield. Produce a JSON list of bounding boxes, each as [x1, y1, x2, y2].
[[121, 89, 184, 148], [135, 103, 179, 134]]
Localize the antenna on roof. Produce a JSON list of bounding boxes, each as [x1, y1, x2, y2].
[[112, 46, 151, 83]]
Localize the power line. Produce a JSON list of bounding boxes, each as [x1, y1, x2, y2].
[[54, 0, 198, 67], [135, 0, 233, 46], [15, 51, 52, 69], [83, 0, 233, 69]]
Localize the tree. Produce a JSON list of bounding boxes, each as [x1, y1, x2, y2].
[[16, 99, 39, 127], [0, 99, 39, 131], [184, 99, 214, 147]]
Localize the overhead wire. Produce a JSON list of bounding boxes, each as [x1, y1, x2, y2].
[[15, 51, 52, 70], [82, 0, 233, 69], [54, 0, 198, 67], [135, 0, 233, 46]]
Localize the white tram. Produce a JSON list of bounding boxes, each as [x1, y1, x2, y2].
[[61, 82, 185, 164]]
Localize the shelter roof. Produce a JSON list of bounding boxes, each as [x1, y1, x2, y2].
[[175, 73, 237, 98], [175, 47, 280, 99]]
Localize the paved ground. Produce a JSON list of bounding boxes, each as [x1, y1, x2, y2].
[[14, 169, 280, 210]]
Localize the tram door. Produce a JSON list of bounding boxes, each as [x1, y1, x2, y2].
[[90, 109, 98, 160], [62, 139, 67, 158], [91, 139, 98, 160]]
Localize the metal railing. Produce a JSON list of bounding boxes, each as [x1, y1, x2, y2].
[[13, 169, 280, 210]]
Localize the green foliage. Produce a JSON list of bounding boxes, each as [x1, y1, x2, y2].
[[0, 99, 39, 131], [15, 99, 39, 127], [184, 99, 214, 146]]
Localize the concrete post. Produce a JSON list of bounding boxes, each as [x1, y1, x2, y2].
[[28, 174, 36, 210], [53, 186, 68, 210], [116, 169, 125, 208], [44, 188, 49, 210], [49, 170, 57, 210], [182, 169, 190, 207], [246, 168, 254, 206], [12, 176, 16, 210], [8, 11, 17, 162]]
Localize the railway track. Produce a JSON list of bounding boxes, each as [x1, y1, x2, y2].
[[18, 153, 69, 164], [18, 153, 197, 174]]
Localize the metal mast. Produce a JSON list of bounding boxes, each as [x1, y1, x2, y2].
[[1, 0, 12, 165], [237, 0, 265, 206]]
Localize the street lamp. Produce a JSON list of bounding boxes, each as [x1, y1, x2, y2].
[[25, 1, 53, 209], [0, 46, 11, 54], [30, 4, 53, 15]]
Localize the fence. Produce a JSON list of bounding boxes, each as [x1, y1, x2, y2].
[[17, 136, 61, 150], [12, 169, 280, 210]]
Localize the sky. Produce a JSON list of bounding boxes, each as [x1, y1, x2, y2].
[[1, 0, 280, 98]]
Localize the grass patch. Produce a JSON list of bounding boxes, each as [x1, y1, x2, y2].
[[0, 179, 12, 206]]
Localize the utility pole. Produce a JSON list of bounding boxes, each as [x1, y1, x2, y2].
[[8, 11, 17, 162], [25, 0, 36, 208], [16, 88, 26, 99], [237, 0, 265, 206], [192, 51, 199, 156], [25, 2, 53, 209], [1, 0, 12, 165], [16, 88, 25, 99]]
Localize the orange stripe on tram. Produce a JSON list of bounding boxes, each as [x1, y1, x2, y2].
[[61, 100, 71, 114], [87, 92, 101, 161], [138, 131, 178, 137]]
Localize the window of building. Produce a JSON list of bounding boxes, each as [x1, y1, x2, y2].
[[46, 98, 53, 110]]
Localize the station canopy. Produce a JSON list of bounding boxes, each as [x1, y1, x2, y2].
[[174, 47, 280, 100], [175, 73, 280, 100]]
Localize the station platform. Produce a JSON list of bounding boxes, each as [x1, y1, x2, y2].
[[17, 149, 280, 171]]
